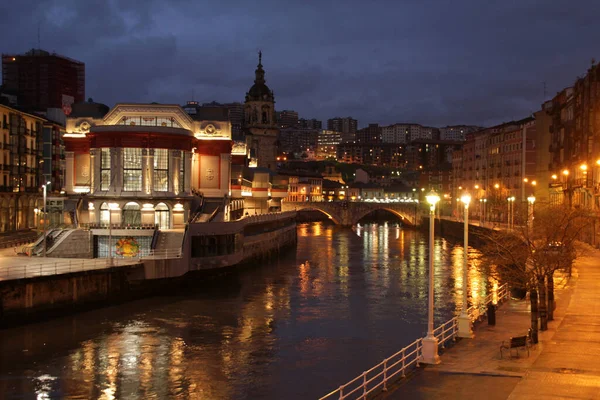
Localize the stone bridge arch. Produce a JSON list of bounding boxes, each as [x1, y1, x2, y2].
[[281, 201, 420, 227], [348, 206, 416, 226]]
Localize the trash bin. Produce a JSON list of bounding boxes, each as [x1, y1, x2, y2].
[[487, 303, 496, 326]]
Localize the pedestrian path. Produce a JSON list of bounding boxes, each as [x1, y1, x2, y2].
[[382, 244, 599, 399]]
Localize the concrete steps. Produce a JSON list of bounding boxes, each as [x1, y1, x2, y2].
[[155, 231, 184, 252]]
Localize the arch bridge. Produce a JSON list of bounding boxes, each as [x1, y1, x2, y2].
[[281, 201, 421, 227]]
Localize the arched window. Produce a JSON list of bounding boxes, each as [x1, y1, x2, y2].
[[155, 203, 170, 229], [122, 202, 141, 227], [100, 203, 110, 225]]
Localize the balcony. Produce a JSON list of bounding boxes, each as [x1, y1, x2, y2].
[[0, 185, 13, 192]]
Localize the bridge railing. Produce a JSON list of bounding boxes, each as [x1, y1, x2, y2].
[[319, 283, 510, 400]]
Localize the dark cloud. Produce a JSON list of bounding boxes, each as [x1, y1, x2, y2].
[[1, 0, 599, 128]]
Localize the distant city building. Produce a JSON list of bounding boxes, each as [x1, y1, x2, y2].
[[356, 123, 381, 144], [381, 124, 408, 144], [404, 139, 463, 172], [279, 128, 318, 156], [316, 130, 343, 160], [439, 125, 481, 141], [337, 142, 404, 168], [298, 118, 322, 130], [2, 49, 85, 114], [327, 117, 357, 135], [381, 123, 440, 144], [276, 110, 299, 129]]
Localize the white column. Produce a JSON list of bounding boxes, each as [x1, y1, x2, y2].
[[183, 151, 191, 194], [89, 149, 97, 194], [171, 150, 180, 194], [64, 151, 74, 193]]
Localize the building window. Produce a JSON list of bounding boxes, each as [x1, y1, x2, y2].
[[123, 148, 142, 191], [100, 148, 111, 190], [153, 148, 168, 191], [179, 151, 185, 193]]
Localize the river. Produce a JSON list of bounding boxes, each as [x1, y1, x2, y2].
[[0, 221, 495, 399]]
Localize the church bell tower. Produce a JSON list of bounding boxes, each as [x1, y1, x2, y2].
[[244, 52, 279, 170]]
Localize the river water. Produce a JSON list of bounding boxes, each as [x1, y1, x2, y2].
[[0, 221, 495, 399]]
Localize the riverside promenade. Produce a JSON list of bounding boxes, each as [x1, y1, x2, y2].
[[383, 244, 600, 400]]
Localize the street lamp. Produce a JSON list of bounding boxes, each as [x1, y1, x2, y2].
[[527, 195, 536, 230], [421, 190, 441, 364], [42, 181, 50, 257], [507, 196, 515, 231], [458, 193, 473, 338]]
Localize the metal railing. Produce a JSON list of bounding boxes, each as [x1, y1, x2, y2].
[[319, 283, 510, 400], [0, 258, 140, 281], [136, 248, 182, 259]]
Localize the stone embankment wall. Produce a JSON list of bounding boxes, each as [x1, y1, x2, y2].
[[421, 217, 494, 247], [0, 264, 142, 326]]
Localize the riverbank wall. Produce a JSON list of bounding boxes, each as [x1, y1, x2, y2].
[[0, 264, 145, 327], [420, 217, 494, 247], [1, 216, 298, 328]]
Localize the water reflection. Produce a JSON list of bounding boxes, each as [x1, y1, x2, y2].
[[0, 222, 495, 399]]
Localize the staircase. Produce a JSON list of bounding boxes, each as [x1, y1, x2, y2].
[[154, 231, 184, 253]]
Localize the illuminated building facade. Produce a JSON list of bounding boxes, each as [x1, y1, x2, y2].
[[0, 103, 46, 232], [63, 102, 233, 229]]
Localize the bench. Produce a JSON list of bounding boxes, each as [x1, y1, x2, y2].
[[500, 335, 530, 359]]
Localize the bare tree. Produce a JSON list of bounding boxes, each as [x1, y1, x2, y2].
[[475, 204, 588, 343]]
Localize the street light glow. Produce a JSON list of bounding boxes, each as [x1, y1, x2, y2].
[[580, 164, 588, 171], [563, 169, 569, 176], [460, 193, 471, 207], [426, 190, 440, 207], [527, 195, 536, 204], [494, 183, 500, 189], [551, 174, 557, 180]]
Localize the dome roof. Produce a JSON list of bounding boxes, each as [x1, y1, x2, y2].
[[245, 52, 274, 103]]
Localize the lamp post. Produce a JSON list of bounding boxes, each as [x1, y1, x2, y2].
[[482, 199, 487, 226], [507, 196, 515, 231], [421, 190, 441, 364], [42, 181, 50, 257], [458, 193, 474, 338], [527, 195, 535, 230]]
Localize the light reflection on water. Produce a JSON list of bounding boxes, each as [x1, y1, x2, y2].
[[0, 222, 494, 399]]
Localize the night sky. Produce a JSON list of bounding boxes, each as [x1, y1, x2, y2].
[[1, 0, 599, 128]]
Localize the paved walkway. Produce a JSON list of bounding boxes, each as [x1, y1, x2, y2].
[[382, 244, 600, 399]]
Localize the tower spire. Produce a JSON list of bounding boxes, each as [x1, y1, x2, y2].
[[254, 50, 265, 85]]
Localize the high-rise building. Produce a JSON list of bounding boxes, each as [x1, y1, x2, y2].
[[355, 123, 381, 144], [439, 125, 481, 141], [298, 118, 322, 130], [276, 110, 298, 129], [316, 130, 343, 160], [2, 49, 85, 114], [327, 117, 357, 135]]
